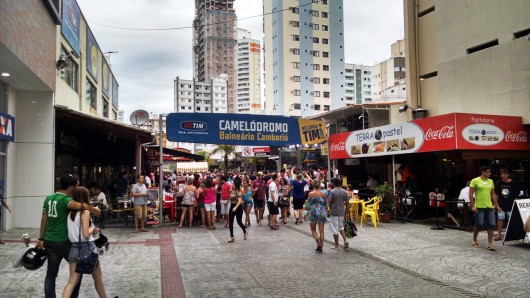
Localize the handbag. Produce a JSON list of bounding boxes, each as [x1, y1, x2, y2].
[[344, 218, 358, 238], [75, 211, 99, 274], [94, 233, 108, 249], [279, 196, 290, 207]]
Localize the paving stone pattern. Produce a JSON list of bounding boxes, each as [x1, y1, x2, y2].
[[0, 213, 529, 297]]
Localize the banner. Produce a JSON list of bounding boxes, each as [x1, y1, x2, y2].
[[61, 0, 81, 55], [329, 113, 530, 160], [102, 60, 111, 97], [86, 28, 99, 82], [167, 113, 325, 146], [0, 112, 15, 142], [298, 119, 327, 145]]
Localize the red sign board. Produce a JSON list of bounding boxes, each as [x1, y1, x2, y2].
[[242, 146, 270, 157], [329, 113, 530, 160]]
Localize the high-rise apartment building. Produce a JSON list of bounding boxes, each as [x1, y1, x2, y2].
[[264, 0, 345, 117], [173, 75, 228, 152], [344, 63, 372, 105], [193, 0, 237, 113], [371, 40, 406, 104], [236, 28, 262, 114]]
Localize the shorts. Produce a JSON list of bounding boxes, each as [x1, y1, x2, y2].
[[474, 208, 496, 229], [292, 198, 306, 210], [220, 200, 230, 215], [68, 241, 98, 263], [329, 216, 345, 235], [244, 201, 253, 208], [134, 204, 147, 219], [498, 211, 511, 221], [198, 202, 205, 209], [267, 202, 279, 215], [204, 202, 216, 212], [253, 199, 265, 208]]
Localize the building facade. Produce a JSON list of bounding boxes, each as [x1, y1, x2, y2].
[[371, 40, 406, 104], [174, 75, 228, 153], [401, 0, 530, 123], [236, 28, 262, 114], [264, 0, 345, 117], [344, 63, 372, 105], [193, 0, 237, 113], [0, 0, 150, 230]]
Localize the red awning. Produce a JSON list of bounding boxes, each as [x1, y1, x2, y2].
[[329, 113, 530, 160]]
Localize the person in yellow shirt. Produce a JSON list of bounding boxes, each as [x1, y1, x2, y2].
[[469, 166, 499, 251]]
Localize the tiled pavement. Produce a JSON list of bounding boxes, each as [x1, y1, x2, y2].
[[1, 214, 529, 297]]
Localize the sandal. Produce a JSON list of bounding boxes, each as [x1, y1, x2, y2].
[[343, 242, 349, 250], [228, 237, 235, 243], [494, 236, 501, 241], [486, 244, 496, 251], [471, 241, 480, 248]]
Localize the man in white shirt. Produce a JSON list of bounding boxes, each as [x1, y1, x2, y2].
[[457, 181, 472, 209], [131, 175, 149, 233], [268, 174, 280, 230], [142, 171, 152, 187]]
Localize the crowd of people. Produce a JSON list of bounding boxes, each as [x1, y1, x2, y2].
[[28, 165, 527, 297], [157, 166, 351, 253]]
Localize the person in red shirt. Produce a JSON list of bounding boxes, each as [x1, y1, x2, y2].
[[220, 175, 232, 228]]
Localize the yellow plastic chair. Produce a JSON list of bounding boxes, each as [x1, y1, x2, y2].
[[361, 197, 382, 227]]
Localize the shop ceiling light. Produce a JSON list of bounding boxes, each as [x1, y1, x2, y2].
[[1, 72, 10, 77]]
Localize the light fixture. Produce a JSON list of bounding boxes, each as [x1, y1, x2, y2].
[[56, 59, 68, 70], [399, 104, 428, 119], [1, 72, 10, 77], [398, 104, 410, 113]]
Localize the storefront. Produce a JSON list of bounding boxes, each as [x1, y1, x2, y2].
[[330, 113, 530, 214], [55, 107, 152, 191]]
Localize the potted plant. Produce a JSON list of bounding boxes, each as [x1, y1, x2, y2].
[[375, 184, 395, 223]]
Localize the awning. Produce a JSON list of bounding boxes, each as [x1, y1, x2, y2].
[[162, 147, 204, 161], [56, 106, 152, 142], [163, 161, 209, 173], [329, 112, 530, 160], [55, 106, 152, 165]]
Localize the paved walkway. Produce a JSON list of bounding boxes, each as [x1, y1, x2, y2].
[[1, 214, 529, 297]]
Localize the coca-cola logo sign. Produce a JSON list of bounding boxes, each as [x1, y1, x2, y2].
[[505, 130, 528, 143], [330, 142, 345, 152], [425, 126, 454, 140], [462, 124, 504, 146]]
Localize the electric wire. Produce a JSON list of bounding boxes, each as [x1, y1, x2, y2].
[[86, 0, 322, 31]]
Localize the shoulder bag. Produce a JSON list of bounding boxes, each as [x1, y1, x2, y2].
[[75, 210, 99, 274]]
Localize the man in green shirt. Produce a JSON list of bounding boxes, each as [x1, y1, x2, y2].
[[36, 174, 100, 298], [469, 166, 499, 251]]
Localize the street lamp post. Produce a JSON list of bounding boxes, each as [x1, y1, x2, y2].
[[159, 114, 168, 224]]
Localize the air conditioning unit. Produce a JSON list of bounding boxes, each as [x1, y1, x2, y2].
[[310, 91, 314, 95], [310, 105, 315, 109], [309, 50, 314, 54], [309, 78, 314, 82]]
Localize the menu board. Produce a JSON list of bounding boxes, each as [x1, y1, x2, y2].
[[503, 198, 530, 243]]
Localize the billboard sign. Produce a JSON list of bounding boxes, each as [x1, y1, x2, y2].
[[167, 113, 325, 146], [329, 113, 530, 160]]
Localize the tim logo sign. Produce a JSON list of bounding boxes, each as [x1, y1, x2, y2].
[[181, 121, 206, 131]]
